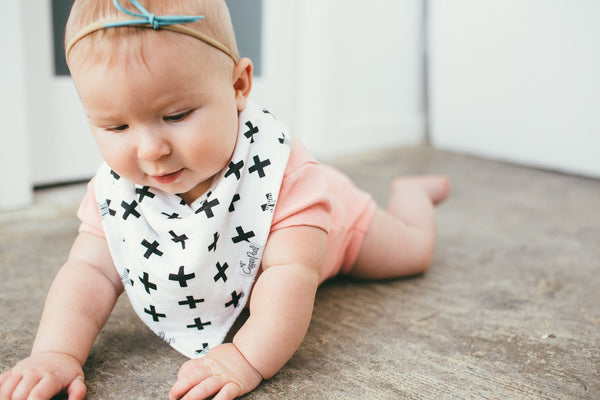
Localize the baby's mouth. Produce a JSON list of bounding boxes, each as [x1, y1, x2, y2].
[[151, 169, 184, 184]]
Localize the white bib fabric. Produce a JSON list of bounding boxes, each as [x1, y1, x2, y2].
[[94, 101, 291, 358]]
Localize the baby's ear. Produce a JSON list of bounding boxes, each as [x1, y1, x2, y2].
[[233, 58, 253, 111]]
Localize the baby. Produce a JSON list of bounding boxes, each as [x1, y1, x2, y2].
[[0, 1, 449, 399]]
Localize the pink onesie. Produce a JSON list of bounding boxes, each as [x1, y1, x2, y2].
[[77, 137, 376, 284]]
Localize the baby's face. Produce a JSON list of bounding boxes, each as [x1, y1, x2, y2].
[[71, 33, 242, 204]]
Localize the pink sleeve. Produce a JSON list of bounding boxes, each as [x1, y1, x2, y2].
[[270, 139, 332, 234], [77, 178, 106, 238]]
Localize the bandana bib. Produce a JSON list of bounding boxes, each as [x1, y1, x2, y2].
[[94, 100, 291, 358]]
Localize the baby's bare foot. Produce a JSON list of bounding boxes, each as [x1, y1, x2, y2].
[[392, 176, 450, 205]]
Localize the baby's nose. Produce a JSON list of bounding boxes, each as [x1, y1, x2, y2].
[[137, 130, 171, 161]]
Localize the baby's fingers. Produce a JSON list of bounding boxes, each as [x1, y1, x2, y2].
[[0, 371, 10, 387], [12, 373, 45, 400], [25, 375, 85, 400], [176, 358, 203, 380], [179, 376, 225, 400], [212, 382, 244, 400], [0, 372, 12, 397], [66, 376, 87, 400], [22, 376, 63, 400], [169, 367, 211, 400], [0, 370, 23, 400]]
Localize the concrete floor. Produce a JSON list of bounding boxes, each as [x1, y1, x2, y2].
[[1, 146, 599, 399]]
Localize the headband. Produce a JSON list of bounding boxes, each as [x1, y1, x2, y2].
[[65, 0, 238, 63]]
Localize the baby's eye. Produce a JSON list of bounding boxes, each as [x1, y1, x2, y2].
[[108, 124, 129, 132], [164, 110, 192, 122]]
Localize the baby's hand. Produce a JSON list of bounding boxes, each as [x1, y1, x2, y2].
[[169, 343, 263, 400], [0, 352, 86, 400]]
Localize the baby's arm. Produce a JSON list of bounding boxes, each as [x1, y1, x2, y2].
[[0, 232, 122, 400], [170, 226, 326, 400]]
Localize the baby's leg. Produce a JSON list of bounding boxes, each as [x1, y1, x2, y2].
[[348, 176, 450, 280]]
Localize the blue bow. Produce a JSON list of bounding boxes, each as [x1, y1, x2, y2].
[[105, 0, 204, 29]]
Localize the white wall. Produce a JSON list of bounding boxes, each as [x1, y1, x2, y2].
[[429, 0, 600, 178], [0, 2, 32, 210], [292, 0, 426, 159], [249, 0, 299, 131], [251, 0, 427, 159]]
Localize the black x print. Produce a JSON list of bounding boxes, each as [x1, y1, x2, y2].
[[120, 268, 134, 287], [169, 230, 188, 250], [248, 155, 271, 178], [232, 226, 255, 243], [178, 295, 204, 309], [208, 232, 220, 252], [162, 212, 182, 220], [139, 272, 157, 294], [225, 160, 244, 180], [243, 121, 259, 143], [261, 193, 276, 212], [196, 198, 220, 218], [169, 265, 195, 287], [136, 186, 155, 202], [279, 132, 289, 145], [110, 170, 121, 180], [225, 291, 244, 308], [187, 317, 212, 331], [214, 262, 229, 283], [229, 194, 241, 212], [101, 199, 117, 217], [141, 239, 163, 259], [195, 343, 210, 356], [175, 195, 187, 206], [121, 200, 141, 220], [144, 305, 166, 322]]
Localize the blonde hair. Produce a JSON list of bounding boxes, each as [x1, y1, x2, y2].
[[65, 0, 240, 68]]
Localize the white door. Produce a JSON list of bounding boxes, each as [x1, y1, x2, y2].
[[26, 0, 102, 186], [0, 2, 33, 209], [428, 0, 600, 178]]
